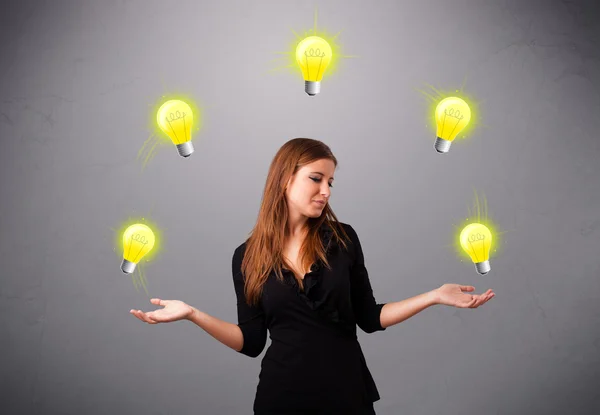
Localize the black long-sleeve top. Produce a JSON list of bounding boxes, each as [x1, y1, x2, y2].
[[232, 221, 387, 414]]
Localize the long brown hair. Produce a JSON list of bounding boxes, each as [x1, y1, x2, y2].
[[241, 138, 350, 306]]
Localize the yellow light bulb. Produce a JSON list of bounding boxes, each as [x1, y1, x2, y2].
[[157, 99, 195, 157], [459, 223, 492, 275], [434, 97, 471, 153], [121, 224, 156, 274], [295, 36, 332, 96]]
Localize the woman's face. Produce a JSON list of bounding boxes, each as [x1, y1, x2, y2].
[[285, 158, 335, 219]]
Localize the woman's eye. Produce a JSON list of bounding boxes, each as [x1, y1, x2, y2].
[[310, 177, 333, 187]]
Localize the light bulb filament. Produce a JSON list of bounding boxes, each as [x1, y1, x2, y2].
[[133, 233, 149, 244], [305, 48, 326, 58], [469, 233, 485, 242], [303, 53, 326, 80], [127, 234, 149, 263], [442, 112, 462, 140], [164, 112, 189, 143], [168, 110, 186, 121], [444, 108, 464, 120]]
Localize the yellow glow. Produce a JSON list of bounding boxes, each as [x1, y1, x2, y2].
[[148, 93, 203, 143], [271, 7, 355, 80], [460, 223, 492, 264], [450, 191, 508, 263], [295, 36, 332, 82], [122, 223, 156, 264], [111, 216, 162, 294], [138, 94, 204, 167], [416, 83, 483, 142], [156, 100, 194, 145], [132, 264, 150, 297], [435, 97, 471, 142], [137, 133, 162, 172], [113, 216, 163, 263]]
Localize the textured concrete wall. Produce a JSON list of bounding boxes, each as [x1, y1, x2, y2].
[[1, 0, 599, 414]]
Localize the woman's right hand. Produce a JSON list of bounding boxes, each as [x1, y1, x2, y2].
[[130, 298, 194, 324]]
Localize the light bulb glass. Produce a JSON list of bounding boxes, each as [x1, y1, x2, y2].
[[157, 99, 195, 157], [295, 36, 332, 95], [121, 224, 156, 274], [460, 223, 492, 274], [433, 97, 471, 153]]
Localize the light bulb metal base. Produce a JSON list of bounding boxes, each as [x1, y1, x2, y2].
[[434, 137, 452, 153], [305, 81, 321, 96], [121, 259, 137, 274], [176, 142, 194, 157], [475, 260, 491, 275]]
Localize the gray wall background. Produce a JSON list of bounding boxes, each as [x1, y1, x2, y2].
[[1, 0, 599, 414]]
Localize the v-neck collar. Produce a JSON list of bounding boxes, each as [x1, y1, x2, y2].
[[273, 221, 355, 331], [281, 220, 334, 273], [281, 221, 335, 298]]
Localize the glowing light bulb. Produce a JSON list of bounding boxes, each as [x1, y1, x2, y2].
[[157, 99, 195, 157], [121, 224, 155, 274], [295, 36, 332, 96], [434, 97, 471, 153], [460, 223, 492, 275]]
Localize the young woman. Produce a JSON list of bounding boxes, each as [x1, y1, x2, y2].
[[130, 138, 495, 414]]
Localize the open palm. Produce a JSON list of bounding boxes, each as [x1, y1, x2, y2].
[[435, 284, 495, 308], [130, 298, 194, 324]]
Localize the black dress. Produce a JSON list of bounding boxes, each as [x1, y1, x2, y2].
[[231, 221, 387, 415]]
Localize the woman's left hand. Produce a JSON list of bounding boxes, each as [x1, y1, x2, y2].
[[434, 284, 495, 308]]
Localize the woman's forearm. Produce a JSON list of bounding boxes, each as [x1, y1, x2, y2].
[[186, 307, 244, 352], [380, 290, 439, 329]]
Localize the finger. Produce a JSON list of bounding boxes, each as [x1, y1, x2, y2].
[[460, 286, 475, 292], [461, 295, 477, 308], [477, 293, 492, 307], [145, 312, 159, 324], [132, 310, 151, 323], [130, 309, 143, 321], [131, 309, 145, 322], [144, 312, 158, 324], [469, 295, 483, 308], [137, 309, 157, 324], [151, 298, 164, 306]]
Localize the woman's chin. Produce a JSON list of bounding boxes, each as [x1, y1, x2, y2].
[[309, 210, 325, 218]]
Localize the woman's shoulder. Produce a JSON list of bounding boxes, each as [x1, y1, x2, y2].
[[234, 241, 247, 254], [329, 220, 358, 239], [325, 221, 362, 254], [232, 239, 249, 264]]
